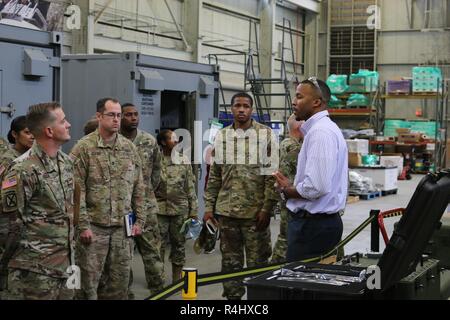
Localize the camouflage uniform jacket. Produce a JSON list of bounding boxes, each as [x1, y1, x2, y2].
[[1, 142, 75, 278], [0, 148, 20, 183], [70, 130, 147, 231], [0, 141, 17, 215], [132, 129, 162, 192], [204, 120, 278, 219], [279, 137, 302, 204], [0, 147, 21, 231], [0, 138, 10, 156], [155, 153, 198, 217]]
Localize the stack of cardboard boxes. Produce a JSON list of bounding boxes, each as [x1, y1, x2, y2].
[[347, 139, 369, 167]]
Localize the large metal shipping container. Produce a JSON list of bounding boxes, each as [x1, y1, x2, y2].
[[62, 52, 219, 213], [0, 24, 61, 137]]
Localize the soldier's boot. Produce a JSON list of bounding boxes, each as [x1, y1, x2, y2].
[[172, 264, 183, 283]]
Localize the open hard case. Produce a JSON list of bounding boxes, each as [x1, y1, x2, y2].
[[245, 172, 450, 300]]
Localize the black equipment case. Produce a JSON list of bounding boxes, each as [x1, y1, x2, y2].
[[428, 215, 450, 269], [246, 172, 450, 300]]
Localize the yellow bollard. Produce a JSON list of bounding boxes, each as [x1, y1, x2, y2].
[[181, 267, 198, 300]]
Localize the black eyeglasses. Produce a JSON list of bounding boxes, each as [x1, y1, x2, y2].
[[102, 112, 122, 119], [307, 76, 323, 98]]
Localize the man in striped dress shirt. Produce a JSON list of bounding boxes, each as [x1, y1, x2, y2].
[[273, 77, 348, 262]]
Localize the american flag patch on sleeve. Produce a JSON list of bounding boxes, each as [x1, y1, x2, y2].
[[2, 177, 17, 190]]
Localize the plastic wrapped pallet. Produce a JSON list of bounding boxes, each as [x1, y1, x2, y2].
[[329, 95, 345, 108], [326, 74, 348, 94], [346, 93, 370, 107], [387, 80, 411, 95], [412, 67, 442, 93], [349, 69, 379, 93], [348, 171, 377, 194]]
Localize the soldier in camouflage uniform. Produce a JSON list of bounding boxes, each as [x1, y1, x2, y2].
[[271, 114, 303, 263], [156, 129, 198, 282], [0, 137, 10, 154], [0, 137, 12, 292], [0, 116, 34, 292], [0, 102, 74, 300], [83, 117, 98, 136], [204, 92, 278, 300], [71, 98, 150, 300], [120, 103, 164, 296]]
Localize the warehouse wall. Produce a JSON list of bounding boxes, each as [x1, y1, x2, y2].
[[319, 0, 450, 121], [377, 0, 450, 119], [70, 1, 315, 107], [92, 0, 188, 56], [20, 0, 319, 122], [318, 0, 329, 79]]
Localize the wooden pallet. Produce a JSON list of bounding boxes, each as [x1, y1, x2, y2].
[[387, 91, 410, 96], [346, 195, 360, 204], [412, 91, 439, 96], [345, 105, 370, 109], [382, 189, 398, 196]]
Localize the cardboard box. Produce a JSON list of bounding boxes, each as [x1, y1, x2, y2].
[[352, 166, 398, 191], [387, 80, 411, 94], [348, 153, 362, 167], [380, 155, 404, 176], [346, 139, 369, 154], [396, 128, 411, 135], [398, 133, 424, 143]]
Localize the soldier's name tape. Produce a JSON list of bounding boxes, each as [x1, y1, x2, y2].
[[146, 213, 380, 300]]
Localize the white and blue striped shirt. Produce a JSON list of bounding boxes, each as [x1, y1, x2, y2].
[[287, 110, 348, 215]]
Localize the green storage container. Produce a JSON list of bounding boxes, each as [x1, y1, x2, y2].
[[342, 256, 442, 299], [362, 154, 378, 165], [382, 259, 441, 300], [428, 216, 450, 269], [440, 269, 450, 300]]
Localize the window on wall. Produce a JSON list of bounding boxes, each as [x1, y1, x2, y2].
[[329, 0, 376, 75]]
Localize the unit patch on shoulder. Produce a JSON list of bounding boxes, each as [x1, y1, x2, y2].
[[2, 189, 18, 212], [5, 192, 17, 208]]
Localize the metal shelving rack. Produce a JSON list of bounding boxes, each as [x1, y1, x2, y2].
[[373, 79, 449, 172], [328, 80, 383, 134]]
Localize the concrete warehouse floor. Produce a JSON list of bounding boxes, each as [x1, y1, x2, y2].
[[131, 174, 428, 300]]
